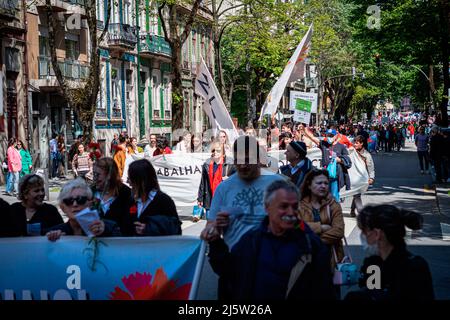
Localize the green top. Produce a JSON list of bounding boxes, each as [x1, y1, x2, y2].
[[20, 149, 32, 175]]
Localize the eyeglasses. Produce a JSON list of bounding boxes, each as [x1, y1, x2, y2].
[[62, 196, 89, 206]]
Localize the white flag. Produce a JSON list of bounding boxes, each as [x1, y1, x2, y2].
[[259, 24, 313, 121], [195, 57, 239, 142]]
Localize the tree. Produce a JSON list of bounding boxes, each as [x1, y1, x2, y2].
[[158, 0, 202, 130], [45, 0, 111, 142]]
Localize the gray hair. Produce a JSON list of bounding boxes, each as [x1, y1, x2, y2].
[[58, 178, 93, 204], [264, 179, 299, 207]]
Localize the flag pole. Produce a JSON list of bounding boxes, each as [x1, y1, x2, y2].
[[188, 240, 207, 300]]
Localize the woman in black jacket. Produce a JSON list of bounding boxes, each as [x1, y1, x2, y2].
[[92, 157, 135, 236], [345, 204, 434, 301], [197, 142, 233, 222], [8, 174, 63, 236], [128, 159, 182, 236]]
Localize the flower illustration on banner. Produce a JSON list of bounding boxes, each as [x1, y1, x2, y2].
[[109, 268, 191, 300]]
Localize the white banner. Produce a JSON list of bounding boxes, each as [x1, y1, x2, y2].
[[195, 57, 239, 143], [290, 91, 318, 113], [123, 147, 369, 208], [259, 24, 313, 120]]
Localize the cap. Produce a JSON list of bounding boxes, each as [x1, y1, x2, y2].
[[289, 141, 307, 158], [326, 129, 337, 136]]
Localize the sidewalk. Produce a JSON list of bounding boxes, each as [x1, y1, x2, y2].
[[436, 183, 450, 218]]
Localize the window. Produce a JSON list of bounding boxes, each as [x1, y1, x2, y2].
[[152, 75, 159, 118], [111, 68, 121, 118], [126, 69, 133, 101], [39, 36, 49, 56], [96, 64, 107, 118], [163, 78, 171, 119], [65, 39, 79, 60], [124, 0, 131, 25], [5, 48, 20, 73]]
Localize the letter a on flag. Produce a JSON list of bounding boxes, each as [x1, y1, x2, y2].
[[195, 57, 239, 142], [259, 24, 313, 121]]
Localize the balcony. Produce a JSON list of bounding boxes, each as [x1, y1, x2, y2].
[[35, 0, 85, 17], [108, 23, 137, 50], [38, 56, 89, 80], [140, 34, 172, 59], [0, 0, 18, 21]]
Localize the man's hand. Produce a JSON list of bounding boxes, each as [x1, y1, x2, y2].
[[215, 212, 230, 229], [321, 224, 332, 232], [335, 157, 342, 164], [200, 224, 221, 242], [197, 201, 203, 207], [368, 178, 374, 185]]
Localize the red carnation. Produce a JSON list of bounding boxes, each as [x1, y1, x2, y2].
[[130, 205, 137, 216]]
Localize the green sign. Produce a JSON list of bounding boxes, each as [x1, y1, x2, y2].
[[295, 99, 312, 112]]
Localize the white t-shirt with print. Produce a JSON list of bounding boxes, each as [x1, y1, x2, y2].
[[208, 171, 285, 249]]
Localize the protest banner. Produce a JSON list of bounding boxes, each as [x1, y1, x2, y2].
[[290, 91, 318, 113], [293, 98, 312, 125], [0, 236, 204, 300]]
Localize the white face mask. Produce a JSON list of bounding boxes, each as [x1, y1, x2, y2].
[[360, 232, 379, 257]]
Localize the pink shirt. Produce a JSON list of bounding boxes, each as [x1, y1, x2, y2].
[[7, 146, 22, 172]]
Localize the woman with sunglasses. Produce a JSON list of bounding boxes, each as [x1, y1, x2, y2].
[[46, 178, 120, 241], [128, 159, 181, 236], [17, 140, 32, 179], [92, 157, 135, 236], [7, 174, 63, 236], [196, 142, 233, 222]]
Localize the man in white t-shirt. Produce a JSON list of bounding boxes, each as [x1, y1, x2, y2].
[[144, 134, 157, 158], [201, 135, 284, 250]]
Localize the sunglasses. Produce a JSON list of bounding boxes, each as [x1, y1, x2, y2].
[[62, 196, 89, 206]]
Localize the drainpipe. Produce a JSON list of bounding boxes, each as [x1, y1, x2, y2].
[[22, 0, 30, 150]]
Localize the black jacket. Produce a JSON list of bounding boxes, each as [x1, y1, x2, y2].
[[197, 160, 233, 209], [279, 157, 313, 189], [346, 246, 434, 301], [93, 184, 135, 236], [208, 217, 336, 300], [136, 190, 182, 236], [0, 198, 11, 237], [48, 219, 121, 237], [6, 202, 64, 236]]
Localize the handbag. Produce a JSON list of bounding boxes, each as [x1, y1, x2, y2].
[[326, 157, 337, 179], [326, 205, 359, 286], [192, 205, 205, 219]]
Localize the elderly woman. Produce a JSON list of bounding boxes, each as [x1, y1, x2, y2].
[[92, 157, 135, 236], [128, 159, 181, 236], [46, 178, 120, 241], [8, 174, 63, 236]]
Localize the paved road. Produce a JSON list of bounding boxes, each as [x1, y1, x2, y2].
[[191, 141, 450, 299]]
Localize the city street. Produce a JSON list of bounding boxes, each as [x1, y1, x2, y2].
[[189, 141, 450, 299], [1, 141, 449, 299]]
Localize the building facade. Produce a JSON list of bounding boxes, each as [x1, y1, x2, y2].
[[1, 0, 215, 176], [1, 0, 27, 182]]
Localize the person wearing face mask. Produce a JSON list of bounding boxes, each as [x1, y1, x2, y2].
[[301, 127, 352, 201], [7, 174, 63, 237], [345, 205, 434, 301], [46, 178, 120, 241], [203, 179, 336, 300]]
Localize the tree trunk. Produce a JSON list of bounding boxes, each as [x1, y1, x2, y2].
[[439, 0, 449, 126], [171, 39, 184, 130]]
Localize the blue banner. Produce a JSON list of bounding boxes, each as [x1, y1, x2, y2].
[[0, 236, 202, 300]]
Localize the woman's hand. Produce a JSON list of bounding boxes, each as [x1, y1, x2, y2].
[[47, 230, 65, 242], [198, 201, 203, 207], [368, 178, 374, 185], [134, 222, 146, 235], [89, 220, 105, 236], [321, 224, 332, 232]]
